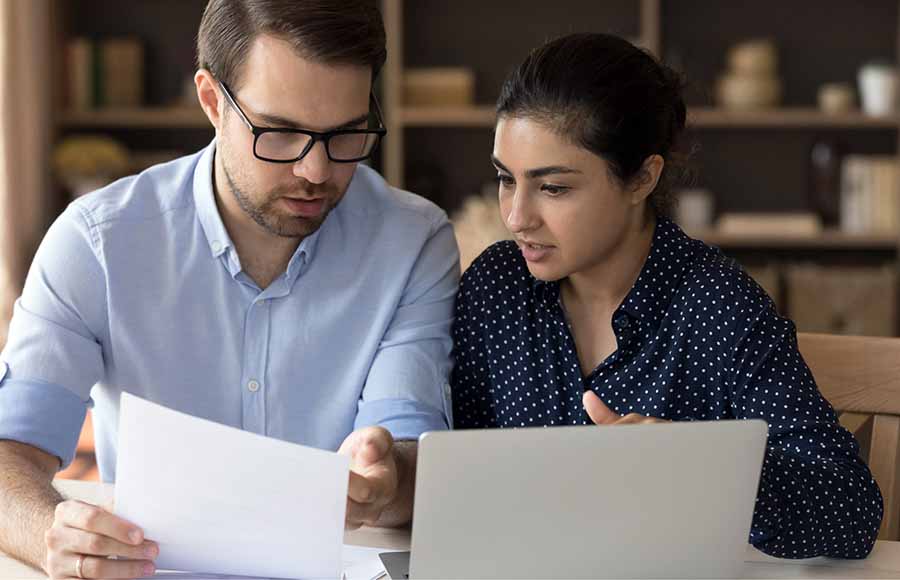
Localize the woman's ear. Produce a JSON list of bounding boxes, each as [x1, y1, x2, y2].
[[629, 154, 665, 205]]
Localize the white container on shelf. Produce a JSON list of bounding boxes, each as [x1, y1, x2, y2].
[[675, 188, 714, 230], [858, 62, 898, 116]]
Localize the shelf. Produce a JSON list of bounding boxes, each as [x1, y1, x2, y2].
[[393, 106, 900, 130], [59, 107, 210, 129], [688, 108, 900, 129], [67, 105, 893, 132], [396, 106, 496, 127], [687, 229, 899, 250]]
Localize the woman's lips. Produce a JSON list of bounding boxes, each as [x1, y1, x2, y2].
[[517, 240, 554, 262], [281, 197, 325, 218]]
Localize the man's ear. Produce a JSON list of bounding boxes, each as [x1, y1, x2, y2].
[[629, 154, 665, 206], [195, 69, 224, 131]]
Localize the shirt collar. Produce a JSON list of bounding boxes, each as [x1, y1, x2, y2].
[[192, 139, 324, 281], [619, 217, 697, 330], [192, 140, 235, 261], [285, 222, 323, 281], [531, 217, 698, 331]]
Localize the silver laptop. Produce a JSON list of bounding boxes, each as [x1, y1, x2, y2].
[[382, 420, 767, 579]]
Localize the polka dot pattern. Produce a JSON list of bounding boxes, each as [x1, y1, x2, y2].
[[451, 217, 883, 559]]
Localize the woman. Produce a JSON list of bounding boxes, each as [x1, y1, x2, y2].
[[450, 33, 882, 559]]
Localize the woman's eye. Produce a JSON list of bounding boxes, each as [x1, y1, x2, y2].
[[497, 174, 515, 187], [541, 184, 570, 196]]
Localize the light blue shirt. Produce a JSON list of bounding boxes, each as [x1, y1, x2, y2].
[[0, 141, 459, 481]]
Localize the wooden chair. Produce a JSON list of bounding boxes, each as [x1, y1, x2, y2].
[[797, 332, 900, 541]]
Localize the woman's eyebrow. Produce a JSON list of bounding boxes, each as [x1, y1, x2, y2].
[[490, 155, 581, 179]]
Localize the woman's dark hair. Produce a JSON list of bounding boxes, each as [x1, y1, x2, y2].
[[197, 0, 386, 91], [497, 33, 688, 216]]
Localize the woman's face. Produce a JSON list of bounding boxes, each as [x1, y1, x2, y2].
[[493, 115, 652, 282]]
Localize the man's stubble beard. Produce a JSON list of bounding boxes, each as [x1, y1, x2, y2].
[[220, 148, 343, 239]]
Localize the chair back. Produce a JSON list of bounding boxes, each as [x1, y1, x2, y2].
[[798, 332, 900, 540]]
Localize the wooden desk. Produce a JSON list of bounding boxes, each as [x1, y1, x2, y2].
[[1, 480, 899, 579]]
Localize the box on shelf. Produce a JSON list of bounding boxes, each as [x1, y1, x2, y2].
[[786, 264, 897, 336], [66, 37, 92, 111], [403, 67, 475, 107]]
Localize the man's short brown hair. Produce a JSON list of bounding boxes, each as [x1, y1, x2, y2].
[[197, 0, 386, 90]]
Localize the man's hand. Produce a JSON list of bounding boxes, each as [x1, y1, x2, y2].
[[583, 391, 668, 426], [338, 426, 400, 530], [44, 500, 157, 580]]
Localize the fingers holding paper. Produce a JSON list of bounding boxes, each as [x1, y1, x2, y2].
[[44, 500, 157, 579], [339, 426, 399, 530], [583, 390, 668, 426]]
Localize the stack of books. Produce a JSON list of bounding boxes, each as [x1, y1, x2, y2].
[[66, 36, 144, 110], [840, 155, 900, 234]]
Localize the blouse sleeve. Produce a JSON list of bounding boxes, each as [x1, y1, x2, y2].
[[729, 304, 883, 559]]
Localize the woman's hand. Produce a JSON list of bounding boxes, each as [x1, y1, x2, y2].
[[583, 390, 668, 425]]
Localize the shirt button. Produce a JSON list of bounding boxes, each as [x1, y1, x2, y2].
[[247, 379, 260, 393], [211, 240, 222, 253]]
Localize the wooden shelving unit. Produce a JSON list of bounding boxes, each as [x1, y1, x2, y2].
[[397, 106, 495, 127], [688, 230, 899, 250], [688, 107, 900, 129], [58, 104, 900, 132], [381, 1, 900, 181], [385, 105, 900, 131], [58, 106, 209, 129]]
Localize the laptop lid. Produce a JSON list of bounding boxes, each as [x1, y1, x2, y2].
[[409, 420, 767, 579]]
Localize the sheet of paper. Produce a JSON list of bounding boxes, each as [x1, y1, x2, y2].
[[142, 545, 393, 580], [341, 545, 395, 580], [115, 393, 350, 579]]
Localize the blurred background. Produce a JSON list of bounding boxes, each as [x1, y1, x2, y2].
[[2, 0, 899, 480]]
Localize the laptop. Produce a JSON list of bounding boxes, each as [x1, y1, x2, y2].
[[381, 420, 767, 579]]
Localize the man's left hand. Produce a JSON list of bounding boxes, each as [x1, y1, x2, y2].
[[338, 426, 399, 530], [583, 390, 668, 425]]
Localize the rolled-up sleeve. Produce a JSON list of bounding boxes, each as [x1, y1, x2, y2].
[[730, 306, 883, 559], [0, 203, 108, 468], [355, 217, 460, 440]]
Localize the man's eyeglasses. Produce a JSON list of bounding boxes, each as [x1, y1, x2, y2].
[[219, 81, 387, 164]]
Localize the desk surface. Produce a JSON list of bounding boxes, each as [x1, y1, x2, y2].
[[1, 480, 899, 579]]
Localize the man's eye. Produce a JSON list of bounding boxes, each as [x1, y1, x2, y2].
[[541, 184, 570, 196]]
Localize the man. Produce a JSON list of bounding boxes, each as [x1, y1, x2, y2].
[[0, 1, 459, 578]]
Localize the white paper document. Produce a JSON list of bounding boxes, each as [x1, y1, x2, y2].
[[341, 545, 392, 580], [144, 545, 390, 580], [115, 393, 350, 579]]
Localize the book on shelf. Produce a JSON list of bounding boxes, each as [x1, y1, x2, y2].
[[66, 37, 92, 111], [840, 155, 900, 235], [65, 36, 144, 110]]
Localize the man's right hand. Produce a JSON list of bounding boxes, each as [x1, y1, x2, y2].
[[44, 500, 157, 580]]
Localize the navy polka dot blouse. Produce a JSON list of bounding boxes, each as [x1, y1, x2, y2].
[[451, 217, 883, 559]]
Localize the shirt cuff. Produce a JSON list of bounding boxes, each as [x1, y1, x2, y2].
[[355, 398, 449, 440], [0, 372, 87, 469]]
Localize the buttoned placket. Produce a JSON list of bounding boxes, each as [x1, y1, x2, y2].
[[240, 294, 271, 435], [234, 249, 309, 436]]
